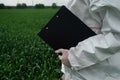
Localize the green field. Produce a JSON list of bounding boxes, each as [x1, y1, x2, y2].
[[0, 9, 62, 80]]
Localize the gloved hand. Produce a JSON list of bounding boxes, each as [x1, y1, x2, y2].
[[55, 49, 71, 68]]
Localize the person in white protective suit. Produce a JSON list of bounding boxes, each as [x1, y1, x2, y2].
[[55, 0, 120, 80]]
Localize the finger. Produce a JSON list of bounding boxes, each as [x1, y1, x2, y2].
[[56, 49, 68, 53], [55, 48, 64, 53], [58, 55, 62, 60], [55, 49, 65, 56]]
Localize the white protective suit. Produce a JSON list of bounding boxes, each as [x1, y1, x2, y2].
[[62, 0, 120, 80]]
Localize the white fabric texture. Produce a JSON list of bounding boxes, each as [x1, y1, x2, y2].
[[62, 0, 120, 80]]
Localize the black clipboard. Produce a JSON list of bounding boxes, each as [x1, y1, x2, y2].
[[38, 6, 96, 50]]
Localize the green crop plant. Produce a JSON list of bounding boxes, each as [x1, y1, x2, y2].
[[0, 9, 62, 80]]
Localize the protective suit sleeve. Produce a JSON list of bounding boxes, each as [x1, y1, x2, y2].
[[66, 0, 120, 70]]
